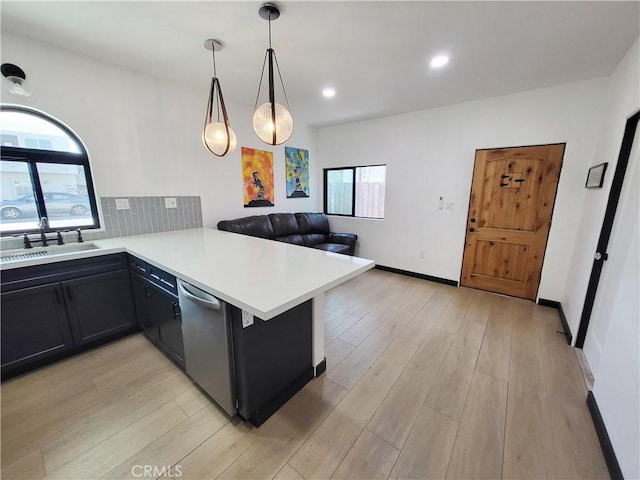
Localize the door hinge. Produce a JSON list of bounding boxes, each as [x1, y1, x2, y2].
[[594, 252, 608, 261]]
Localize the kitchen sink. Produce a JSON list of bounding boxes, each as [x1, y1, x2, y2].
[[0, 242, 101, 263]]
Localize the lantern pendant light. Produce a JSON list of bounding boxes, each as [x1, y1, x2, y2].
[[203, 39, 237, 157], [253, 3, 293, 145]]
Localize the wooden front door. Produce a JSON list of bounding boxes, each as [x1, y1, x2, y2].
[[461, 144, 565, 300]]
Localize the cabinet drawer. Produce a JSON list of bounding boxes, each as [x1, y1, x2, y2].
[[147, 266, 177, 296], [128, 254, 177, 296], [128, 255, 150, 276]]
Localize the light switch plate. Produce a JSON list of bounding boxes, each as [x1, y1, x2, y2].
[[164, 197, 177, 209], [242, 310, 254, 328], [115, 198, 130, 210]]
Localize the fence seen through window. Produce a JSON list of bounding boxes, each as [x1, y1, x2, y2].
[[324, 165, 386, 219]]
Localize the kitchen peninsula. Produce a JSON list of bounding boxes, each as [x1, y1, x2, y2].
[[107, 228, 374, 424], [2, 228, 374, 426]]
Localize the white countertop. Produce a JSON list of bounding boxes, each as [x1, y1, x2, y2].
[[23, 229, 365, 319]]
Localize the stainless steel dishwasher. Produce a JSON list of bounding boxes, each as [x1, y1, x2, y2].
[[177, 279, 236, 416]]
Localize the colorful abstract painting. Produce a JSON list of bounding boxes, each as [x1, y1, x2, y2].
[[242, 147, 274, 207], [285, 147, 309, 198]]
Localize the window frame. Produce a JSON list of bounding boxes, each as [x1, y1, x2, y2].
[[323, 164, 386, 219], [0, 106, 100, 236]]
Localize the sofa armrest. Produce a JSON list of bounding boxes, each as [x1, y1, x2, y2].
[[328, 232, 358, 255]]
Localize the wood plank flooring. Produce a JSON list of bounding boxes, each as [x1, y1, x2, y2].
[[1, 269, 609, 480]]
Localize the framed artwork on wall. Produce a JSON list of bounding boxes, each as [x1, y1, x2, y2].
[[242, 147, 274, 207], [285, 147, 309, 198], [585, 162, 608, 189]]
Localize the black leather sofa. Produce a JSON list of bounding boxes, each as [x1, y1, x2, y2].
[[217, 212, 357, 256]]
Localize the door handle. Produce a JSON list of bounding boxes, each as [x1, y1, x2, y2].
[[469, 227, 476, 232], [177, 280, 221, 311], [470, 218, 476, 223]]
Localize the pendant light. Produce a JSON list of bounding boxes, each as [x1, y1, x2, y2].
[[253, 3, 293, 145], [203, 39, 237, 157]]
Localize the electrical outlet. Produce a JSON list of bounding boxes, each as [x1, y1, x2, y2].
[[164, 197, 177, 209], [419, 250, 425, 259], [115, 198, 130, 210], [241, 310, 254, 328]]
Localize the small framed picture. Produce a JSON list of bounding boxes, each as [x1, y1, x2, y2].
[[585, 162, 608, 189]]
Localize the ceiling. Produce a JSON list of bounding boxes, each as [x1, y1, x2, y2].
[[2, 1, 639, 128]]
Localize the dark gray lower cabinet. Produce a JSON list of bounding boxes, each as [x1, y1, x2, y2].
[[154, 285, 184, 367], [130, 261, 184, 368], [64, 270, 137, 345], [1, 283, 73, 371], [1, 254, 137, 379], [130, 271, 157, 342]]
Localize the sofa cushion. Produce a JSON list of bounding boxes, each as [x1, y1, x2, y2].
[[312, 243, 352, 255], [275, 235, 306, 246], [295, 212, 331, 247], [268, 213, 299, 237], [295, 213, 330, 235], [302, 233, 327, 247], [217, 215, 275, 239]]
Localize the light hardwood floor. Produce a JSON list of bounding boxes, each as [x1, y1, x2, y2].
[[1, 269, 609, 480]]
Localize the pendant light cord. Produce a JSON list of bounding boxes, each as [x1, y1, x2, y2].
[[211, 47, 218, 77], [253, 12, 290, 111], [268, 12, 290, 109], [273, 53, 290, 109], [211, 47, 220, 120]]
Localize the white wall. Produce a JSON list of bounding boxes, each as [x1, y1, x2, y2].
[[0, 32, 319, 229], [589, 129, 638, 479], [564, 38, 640, 341], [317, 78, 608, 299], [579, 38, 639, 479]]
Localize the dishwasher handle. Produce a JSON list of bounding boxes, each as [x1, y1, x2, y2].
[[177, 280, 221, 311]]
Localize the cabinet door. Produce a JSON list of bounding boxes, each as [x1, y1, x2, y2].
[[64, 269, 137, 345], [152, 286, 184, 368], [130, 272, 157, 342], [1, 283, 73, 375]]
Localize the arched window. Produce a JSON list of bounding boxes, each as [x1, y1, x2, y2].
[[0, 106, 100, 235]]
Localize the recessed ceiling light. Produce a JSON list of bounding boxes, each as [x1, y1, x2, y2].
[[322, 87, 336, 98], [430, 55, 449, 69]]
